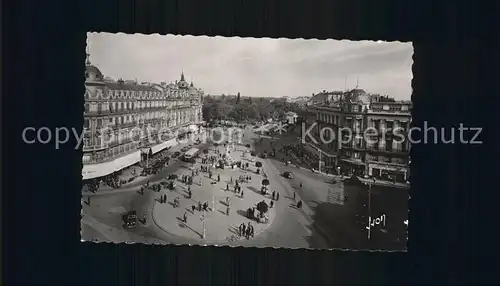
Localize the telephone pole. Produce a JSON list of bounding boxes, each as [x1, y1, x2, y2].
[[367, 182, 372, 240]]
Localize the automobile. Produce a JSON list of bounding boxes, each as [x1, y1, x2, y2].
[[166, 181, 176, 190], [167, 174, 178, 180], [122, 211, 138, 229], [172, 151, 181, 158], [181, 147, 190, 152], [283, 172, 294, 179], [213, 143, 219, 146]]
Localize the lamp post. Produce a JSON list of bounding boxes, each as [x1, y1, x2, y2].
[[318, 148, 322, 173], [200, 214, 206, 239]]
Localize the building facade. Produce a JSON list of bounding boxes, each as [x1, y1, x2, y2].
[[83, 55, 203, 180], [305, 89, 411, 183]]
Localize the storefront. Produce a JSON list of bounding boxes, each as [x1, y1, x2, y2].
[[339, 158, 366, 177], [82, 150, 142, 180]]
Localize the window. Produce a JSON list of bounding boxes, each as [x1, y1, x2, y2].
[[386, 139, 393, 151], [109, 103, 113, 112], [121, 102, 124, 110], [386, 121, 394, 130], [97, 119, 102, 127], [109, 118, 113, 123], [84, 119, 89, 128], [97, 103, 102, 113], [84, 103, 89, 113]]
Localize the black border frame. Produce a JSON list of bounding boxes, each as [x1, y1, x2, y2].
[[3, 0, 494, 284]]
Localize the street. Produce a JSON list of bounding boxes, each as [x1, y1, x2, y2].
[[81, 127, 407, 250]]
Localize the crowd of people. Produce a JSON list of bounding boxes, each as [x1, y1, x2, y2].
[[238, 222, 255, 239]]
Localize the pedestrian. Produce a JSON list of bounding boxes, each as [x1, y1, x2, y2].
[[183, 212, 188, 223], [198, 201, 202, 211], [217, 174, 220, 182], [245, 226, 251, 239], [230, 176, 233, 183], [226, 184, 230, 191], [272, 191, 276, 200], [293, 192, 296, 201], [203, 202, 208, 211], [241, 190, 244, 198], [276, 192, 279, 201], [246, 222, 252, 239], [300, 182, 302, 188], [270, 200, 274, 208], [226, 206, 230, 216], [250, 224, 255, 237], [191, 205, 196, 213], [240, 223, 246, 237], [226, 197, 230, 206], [164, 194, 168, 203], [297, 200, 302, 209]]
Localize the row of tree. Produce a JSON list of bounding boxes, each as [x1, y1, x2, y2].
[[202, 93, 307, 122]]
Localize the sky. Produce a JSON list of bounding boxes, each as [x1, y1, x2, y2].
[[87, 32, 413, 100]]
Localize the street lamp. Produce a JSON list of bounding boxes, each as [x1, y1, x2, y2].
[[200, 214, 206, 239], [318, 148, 322, 173]]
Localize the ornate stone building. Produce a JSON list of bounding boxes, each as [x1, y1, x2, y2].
[[305, 88, 411, 183], [83, 54, 203, 180]]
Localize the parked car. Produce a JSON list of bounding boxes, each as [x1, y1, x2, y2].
[[172, 151, 181, 158], [283, 171, 294, 179]]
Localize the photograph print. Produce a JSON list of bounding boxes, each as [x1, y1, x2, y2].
[[81, 32, 412, 251]]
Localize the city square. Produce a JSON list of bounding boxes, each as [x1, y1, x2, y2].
[[81, 33, 411, 250]]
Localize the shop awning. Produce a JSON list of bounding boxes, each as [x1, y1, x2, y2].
[[341, 158, 365, 166]]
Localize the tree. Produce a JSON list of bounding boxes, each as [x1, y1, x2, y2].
[[255, 162, 263, 168], [261, 179, 270, 186], [256, 201, 269, 216]]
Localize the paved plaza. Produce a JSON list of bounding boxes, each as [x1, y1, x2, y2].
[[151, 145, 277, 244]]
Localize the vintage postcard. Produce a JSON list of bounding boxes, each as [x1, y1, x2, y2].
[[81, 32, 411, 251]]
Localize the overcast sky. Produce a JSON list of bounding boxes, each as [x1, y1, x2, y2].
[[87, 32, 413, 100]]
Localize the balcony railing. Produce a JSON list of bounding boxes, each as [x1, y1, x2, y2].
[[366, 146, 409, 155], [84, 106, 169, 117]]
